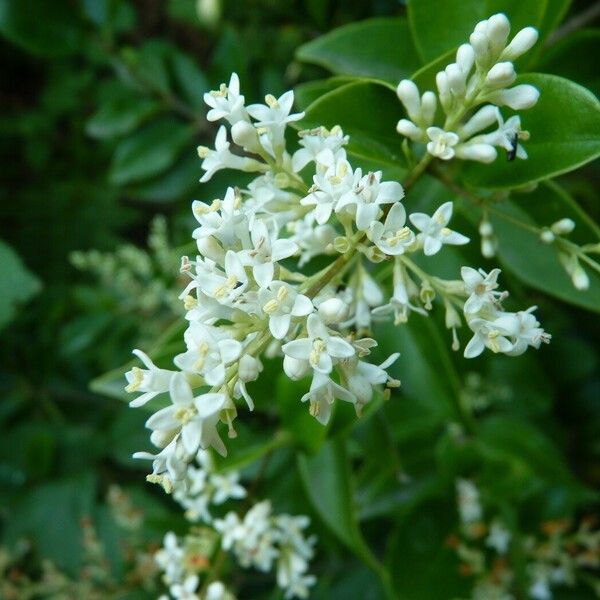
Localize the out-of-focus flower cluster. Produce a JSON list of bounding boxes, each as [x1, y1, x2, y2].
[[155, 450, 316, 599], [450, 479, 600, 599]]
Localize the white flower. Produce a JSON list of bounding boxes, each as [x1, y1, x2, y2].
[[292, 125, 348, 172], [258, 281, 313, 339], [145, 374, 227, 456], [240, 220, 298, 288], [504, 307, 551, 356], [283, 314, 355, 374], [247, 91, 304, 155], [198, 126, 267, 182], [486, 520, 511, 554], [205, 581, 230, 600], [170, 574, 199, 600], [301, 371, 356, 425], [301, 152, 355, 224], [426, 127, 459, 160], [461, 266, 503, 314], [125, 349, 175, 407], [211, 472, 247, 505], [336, 170, 404, 231], [368, 203, 414, 255], [204, 72, 248, 124], [287, 213, 336, 267], [192, 187, 249, 249], [338, 352, 400, 407], [463, 313, 519, 358], [456, 479, 482, 524], [175, 323, 242, 386], [198, 251, 248, 304], [155, 532, 185, 585], [409, 202, 470, 256]]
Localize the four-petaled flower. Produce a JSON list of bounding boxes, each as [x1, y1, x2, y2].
[[409, 202, 470, 256], [258, 281, 314, 339], [426, 127, 460, 160]]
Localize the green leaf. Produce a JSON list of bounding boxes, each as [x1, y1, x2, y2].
[[170, 50, 210, 109], [298, 81, 405, 171], [538, 29, 600, 97], [0, 0, 82, 57], [294, 78, 349, 110], [463, 74, 600, 189], [298, 439, 384, 574], [484, 182, 600, 312], [296, 17, 421, 84], [108, 118, 194, 186], [86, 95, 161, 140], [407, 0, 546, 63], [0, 239, 41, 330]]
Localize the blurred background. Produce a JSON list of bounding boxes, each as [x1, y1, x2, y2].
[[0, 0, 598, 598]]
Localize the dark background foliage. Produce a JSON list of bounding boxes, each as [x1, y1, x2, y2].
[[0, 0, 598, 598]]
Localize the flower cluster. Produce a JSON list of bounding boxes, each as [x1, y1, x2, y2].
[[397, 13, 539, 163], [172, 450, 246, 523], [215, 501, 316, 599], [461, 267, 551, 358], [125, 14, 549, 494], [155, 531, 233, 600], [449, 480, 600, 599]]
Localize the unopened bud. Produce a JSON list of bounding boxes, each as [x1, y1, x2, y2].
[[486, 14, 511, 53], [502, 27, 538, 61], [333, 236, 351, 253], [540, 229, 556, 244], [488, 84, 540, 110], [486, 62, 516, 88], [318, 298, 348, 324], [478, 219, 494, 237], [550, 218, 575, 236], [283, 355, 309, 380], [396, 80, 421, 121], [231, 120, 262, 153], [238, 354, 261, 382]]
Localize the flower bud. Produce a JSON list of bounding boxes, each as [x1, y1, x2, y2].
[[283, 355, 309, 380], [150, 429, 178, 449], [469, 32, 489, 61], [481, 237, 496, 258], [231, 120, 262, 153], [572, 263, 590, 290], [540, 229, 555, 244], [488, 84, 540, 110], [446, 63, 467, 96], [502, 27, 538, 61], [455, 143, 497, 163], [435, 71, 451, 111], [396, 80, 421, 121], [550, 218, 575, 235], [486, 62, 516, 88], [318, 298, 348, 324], [196, 236, 225, 263], [238, 354, 262, 382], [461, 105, 498, 138], [486, 13, 510, 52], [420, 91, 437, 126], [456, 44, 475, 74], [479, 219, 493, 237], [396, 119, 423, 141]]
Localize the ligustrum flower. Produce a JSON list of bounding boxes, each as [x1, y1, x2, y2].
[[127, 56, 549, 489], [409, 202, 470, 256]]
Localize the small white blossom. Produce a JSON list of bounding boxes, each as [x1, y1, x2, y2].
[[368, 202, 415, 255], [125, 349, 175, 407], [258, 281, 313, 339], [409, 202, 470, 256], [204, 72, 248, 124], [426, 127, 460, 160]]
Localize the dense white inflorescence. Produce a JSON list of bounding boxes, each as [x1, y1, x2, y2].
[[126, 13, 554, 598]]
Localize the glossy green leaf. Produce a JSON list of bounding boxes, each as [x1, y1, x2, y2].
[[109, 118, 194, 186], [86, 96, 161, 140], [485, 182, 600, 312], [0, 239, 41, 330], [170, 50, 210, 109], [407, 0, 546, 63], [298, 81, 405, 171], [294, 78, 350, 110], [298, 439, 383, 573], [538, 29, 600, 97], [463, 74, 600, 189], [296, 17, 421, 84]]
